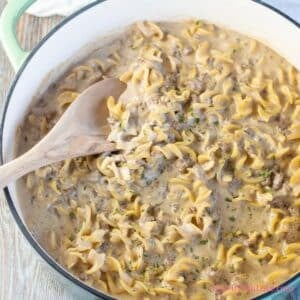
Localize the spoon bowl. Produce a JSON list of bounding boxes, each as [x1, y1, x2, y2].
[[0, 78, 127, 189]]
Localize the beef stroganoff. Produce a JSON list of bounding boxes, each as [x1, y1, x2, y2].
[[18, 20, 300, 299]]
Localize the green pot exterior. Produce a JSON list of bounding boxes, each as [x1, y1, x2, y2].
[[0, 0, 36, 71]]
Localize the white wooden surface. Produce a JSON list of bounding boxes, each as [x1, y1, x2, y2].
[[0, 4, 78, 299]]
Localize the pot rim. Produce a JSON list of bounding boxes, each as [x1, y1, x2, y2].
[[0, 1, 299, 299]]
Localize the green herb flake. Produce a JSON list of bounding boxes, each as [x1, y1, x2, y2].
[[69, 211, 75, 220], [178, 115, 185, 123], [199, 239, 208, 245], [229, 216, 236, 222], [259, 169, 272, 179], [113, 208, 121, 215], [225, 197, 232, 203]]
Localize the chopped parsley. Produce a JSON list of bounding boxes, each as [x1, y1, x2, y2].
[[225, 197, 232, 202], [201, 257, 209, 266], [69, 211, 75, 220], [247, 206, 253, 218], [178, 115, 185, 123], [259, 169, 272, 179], [199, 239, 208, 245], [229, 216, 236, 222], [229, 265, 235, 273], [154, 262, 160, 269], [112, 208, 121, 215]]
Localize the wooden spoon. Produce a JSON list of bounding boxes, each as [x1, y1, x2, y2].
[[0, 78, 127, 189]]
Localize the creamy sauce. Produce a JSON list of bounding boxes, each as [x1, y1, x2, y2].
[[17, 20, 300, 300]]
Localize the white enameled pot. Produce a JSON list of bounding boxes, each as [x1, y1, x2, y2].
[[0, 0, 299, 299]]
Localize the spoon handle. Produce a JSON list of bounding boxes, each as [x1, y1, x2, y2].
[[0, 149, 48, 189], [0, 135, 115, 190], [0, 149, 46, 190]]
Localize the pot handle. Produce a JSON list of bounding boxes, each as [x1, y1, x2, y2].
[[0, 0, 37, 71]]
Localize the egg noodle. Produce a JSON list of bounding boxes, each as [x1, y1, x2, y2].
[[18, 21, 300, 299]]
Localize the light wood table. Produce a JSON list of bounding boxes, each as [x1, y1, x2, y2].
[[0, 4, 78, 299]]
